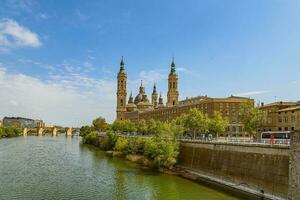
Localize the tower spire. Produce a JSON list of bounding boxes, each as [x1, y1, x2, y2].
[[153, 82, 157, 94], [170, 57, 176, 75], [119, 56, 125, 72]]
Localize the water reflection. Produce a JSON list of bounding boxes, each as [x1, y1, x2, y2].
[[0, 136, 244, 200]]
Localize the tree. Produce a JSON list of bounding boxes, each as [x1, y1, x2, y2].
[[112, 120, 124, 132], [123, 120, 137, 133], [239, 101, 266, 135], [79, 125, 93, 137], [93, 117, 108, 131], [136, 119, 148, 134], [112, 120, 136, 133], [181, 108, 209, 139], [170, 117, 186, 139], [208, 111, 228, 137]]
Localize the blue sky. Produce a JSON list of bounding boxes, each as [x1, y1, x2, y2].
[[0, 0, 300, 126]]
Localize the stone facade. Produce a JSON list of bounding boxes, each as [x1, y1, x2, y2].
[[116, 57, 254, 134], [260, 102, 300, 132], [2, 117, 45, 128]]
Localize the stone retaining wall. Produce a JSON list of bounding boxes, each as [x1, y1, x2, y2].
[[288, 131, 300, 199], [178, 141, 290, 199]]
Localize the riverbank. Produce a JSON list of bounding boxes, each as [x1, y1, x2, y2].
[[0, 126, 21, 139], [91, 148, 260, 200], [104, 148, 282, 200], [85, 133, 291, 200]]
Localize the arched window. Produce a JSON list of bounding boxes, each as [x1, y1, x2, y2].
[[120, 99, 123, 106], [173, 82, 175, 88]]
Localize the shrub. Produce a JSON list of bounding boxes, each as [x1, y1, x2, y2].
[[144, 138, 179, 169], [114, 137, 130, 153], [0, 126, 21, 138], [84, 131, 99, 146], [129, 136, 145, 155], [99, 131, 118, 150]]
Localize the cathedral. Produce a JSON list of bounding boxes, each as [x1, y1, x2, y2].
[[116, 57, 253, 134]]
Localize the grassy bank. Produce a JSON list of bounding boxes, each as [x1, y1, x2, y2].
[[83, 131, 179, 169], [0, 126, 21, 139]]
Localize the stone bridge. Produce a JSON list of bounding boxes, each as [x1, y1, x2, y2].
[[22, 126, 79, 137]]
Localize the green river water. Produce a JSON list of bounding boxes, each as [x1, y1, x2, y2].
[[0, 135, 246, 200]]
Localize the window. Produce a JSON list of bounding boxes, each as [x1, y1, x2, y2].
[[291, 116, 296, 123], [120, 99, 123, 106], [292, 127, 295, 131], [285, 127, 288, 131], [278, 117, 282, 123], [278, 127, 282, 131], [284, 117, 288, 123], [268, 118, 272, 124], [173, 82, 175, 88]]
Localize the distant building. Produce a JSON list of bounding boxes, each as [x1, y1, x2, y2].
[[116, 57, 254, 134], [2, 117, 45, 129], [260, 101, 300, 132]]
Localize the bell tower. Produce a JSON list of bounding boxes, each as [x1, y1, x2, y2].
[[152, 83, 158, 108], [167, 57, 179, 106], [116, 56, 127, 120]]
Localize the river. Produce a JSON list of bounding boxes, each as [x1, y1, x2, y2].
[[0, 135, 246, 200]]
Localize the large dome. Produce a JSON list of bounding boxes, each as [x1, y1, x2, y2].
[[134, 93, 143, 104]]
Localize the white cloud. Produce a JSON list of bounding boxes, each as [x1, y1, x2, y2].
[[291, 80, 300, 84], [177, 67, 188, 72], [235, 90, 270, 97], [0, 18, 41, 50], [0, 67, 116, 127]]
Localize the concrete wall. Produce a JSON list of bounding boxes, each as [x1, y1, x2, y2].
[[288, 131, 300, 199], [178, 141, 290, 199]]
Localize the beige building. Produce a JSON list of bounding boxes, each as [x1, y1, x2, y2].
[[260, 101, 300, 132], [116, 57, 254, 134]]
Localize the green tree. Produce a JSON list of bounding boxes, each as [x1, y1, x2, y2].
[[92, 117, 108, 131], [80, 125, 93, 137], [208, 111, 228, 137], [112, 120, 124, 132], [0, 126, 21, 138], [123, 120, 137, 133], [136, 119, 148, 134], [144, 138, 179, 169], [170, 117, 186, 139], [181, 108, 209, 139], [239, 101, 266, 135], [147, 119, 158, 135]]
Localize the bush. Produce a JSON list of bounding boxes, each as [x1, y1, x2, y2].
[[80, 126, 93, 137], [0, 126, 21, 138], [129, 136, 145, 155], [114, 137, 130, 153], [144, 138, 179, 169], [98, 131, 118, 150], [84, 131, 99, 146], [114, 136, 145, 154]]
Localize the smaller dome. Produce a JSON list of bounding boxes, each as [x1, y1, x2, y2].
[[126, 103, 137, 108]]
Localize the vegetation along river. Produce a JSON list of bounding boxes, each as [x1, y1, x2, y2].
[[0, 135, 247, 200]]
